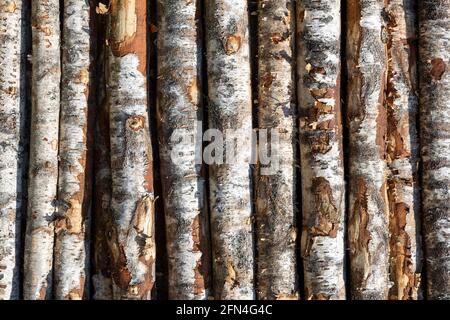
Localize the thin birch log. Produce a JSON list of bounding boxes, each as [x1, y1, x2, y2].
[[418, 0, 450, 300], [346, 0, 390, 299], [256, 0, 298, 300], [92, 93, 113, 300], [92, 86, 113, 299], [156, 0, 211, 300], [53, 0, 92, 300], [297, 0, 346, 300], [204, 0, 255, 300], [23, 0, 61, 300], [106, 0, 156, 300], [92, 8, 113, 300], [385, 0, 422, 300], [0, 0, 27, 300]]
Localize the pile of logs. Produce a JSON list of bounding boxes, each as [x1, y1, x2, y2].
[[0, 0, 449, 300]]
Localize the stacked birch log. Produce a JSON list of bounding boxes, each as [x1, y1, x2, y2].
[[0, 0, 449, 300]]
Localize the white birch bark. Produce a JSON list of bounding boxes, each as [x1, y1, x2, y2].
[[204, 0, 255, 300], [256, 0, 298, 300], [23, 0, 61, 300], [107, 0, 156, 300], [418, 0, 450, 300], [53, 0, 92, 300], [156, 0, 211, 300], [346, 0, 390, 300], [297, 0, 346, 300], [385, 0, 422, 300], [0, 0, 27, 300]]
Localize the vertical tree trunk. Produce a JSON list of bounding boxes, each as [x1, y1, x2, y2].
[[204, 0, 255, 300], [255, 0, 298, 300], [0, 0, 27, 300], [297, 0, 346, 300], [53, 0, 92, 300], [156, 0, 211, 300], [92, 89, 113, 300], [92, 8, 113, 301], [385, 0, 422, 300], [106, 0, 156, 300], [419, 0, 450, 300], [24, 0, 61, 300], [92, 80, 113, 299], [346, 0, 390, 300]]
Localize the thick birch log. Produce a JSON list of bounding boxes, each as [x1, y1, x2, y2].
[[346, 0, 390, 300], [24, 0, 61, 300], [156, 0, 211, 300], [204, 0, 255, 300], [385, 0, 422, 300], [419, 0, 450, 300], [0, 0, 27, 300], [255, 0, 298, 300], [54, 0, 92, 300], [297, 0, 346, 300], [92, 10, 113, 300], [107, 0, 156, 300]]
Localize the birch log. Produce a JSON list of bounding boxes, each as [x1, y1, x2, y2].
[[204, 0, 255, 300], [297, 0, 346, 300], [156, 0, 211, 300], [92, 89, 113, 299], [92, 84, 113, 300], [24, 0, 61, 300], [346, 0, 390, 300], [419, 0, 450, 300], [256, 0, 298, 300], [107, 0, 156, 300], [385, 0, 422, 300], [54, 0, 92, 300], [92, 10, 113, 300], [0, 0, 27, 300]]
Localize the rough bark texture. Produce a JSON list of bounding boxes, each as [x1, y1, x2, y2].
[[0, 0, 27, 300], [255, 0, 298, 300], [54, 0, 92, 300], [107, 0, 156, 300], [156, 0, 211, 300], [92, 10, 113, 301], [298, 0, 346, 300], [346, 0, 390, 300], [385, 0, 422, 300], [419, 0, 450, 300], [204, 0, 255, 300], [24, 0, 61, 300]]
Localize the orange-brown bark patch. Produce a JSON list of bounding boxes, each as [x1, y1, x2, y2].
[[109, 0, 147, 74], [224, 34, 241, 55], [431, 58, 446, 81]]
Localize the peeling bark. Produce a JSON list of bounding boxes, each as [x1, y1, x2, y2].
[[297, 0, 346, 300], [385, 0, 422, 300], [53, 0, 92, 300], [204, 0, 255, 300], [256, 0, 298, 300], [346, 0, 390, 300], [156, 0, 211, 300], [106, 0, 156, 300], [418, 0, 450, 300], [0, 0, 27, 300], [24, 0, 61, 300]]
